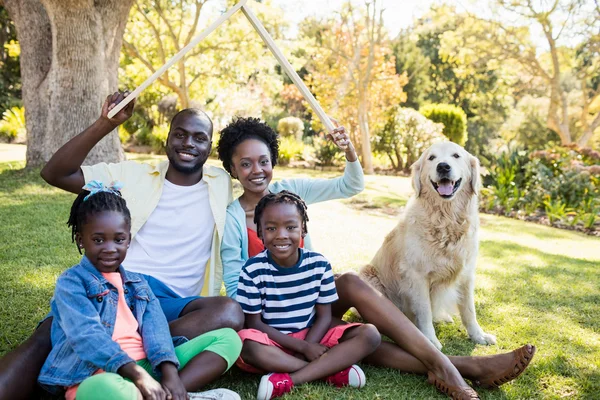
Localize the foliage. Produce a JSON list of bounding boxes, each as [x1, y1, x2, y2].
[[372, 106, 445, 171], [0, 106, 25, 142], [499, 96, 561, 150], [277, 116, 304, 141], [420, 104, 467, 146], [311, 135, 343, 167], [443, 0, 600, 147], [482, 145, 600, 230], [299, 0, 407, 173], [276, 136, 304, 166], [0, 6, 21, 115], [121, 0, 285, 128], [410, 5, 515, 163], [391, 29, 431, 110]]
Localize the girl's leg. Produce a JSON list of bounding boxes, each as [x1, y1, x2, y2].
[[241, 341, 308, 373], [172, 328, 243, 390], [290, 324, 381, 385], [332, 272, 468, 388], [75, 373, 142, 400]]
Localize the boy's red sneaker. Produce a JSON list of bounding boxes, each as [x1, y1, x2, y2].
[[256, 372, 294, 399], [324, 364, 366, 388]]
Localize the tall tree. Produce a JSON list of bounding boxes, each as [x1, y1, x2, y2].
[[0, 5, 21, 114], [300, 0, 406, 174], [447, 0, 599, 147], [4, 0, 134, 167], [122, 0, 285, 114]]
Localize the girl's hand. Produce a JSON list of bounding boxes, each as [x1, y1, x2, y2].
[[302, 342, 328, 361], [133, 369, 167, 400], [160, 363, 188, 400], [326, 118, 357, 162]]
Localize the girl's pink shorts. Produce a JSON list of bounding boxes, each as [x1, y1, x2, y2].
[[235, 323, 362, 373]]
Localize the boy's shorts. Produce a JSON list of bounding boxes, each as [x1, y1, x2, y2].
[[141, 274, 201, 322], [236, 323, 362, 373]]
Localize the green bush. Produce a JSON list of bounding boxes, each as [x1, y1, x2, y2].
[[0, 106, 26, 142], [372, 106, 445, 172], [420, 104, 467, 146], [150, 124, 169, 153], [277, 117, 304, 141], [278, 136, 305, 166], [312, 135, 343, 167]]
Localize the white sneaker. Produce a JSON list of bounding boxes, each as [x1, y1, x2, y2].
[[188, 388, 241, 400]]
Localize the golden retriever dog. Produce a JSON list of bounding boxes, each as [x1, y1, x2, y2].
[[360, 141, 496, 350]]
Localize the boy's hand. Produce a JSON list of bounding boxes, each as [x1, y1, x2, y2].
[[101, 90, 135, 127], [302, 342, 328, 361], [160, 363, 188, 400]]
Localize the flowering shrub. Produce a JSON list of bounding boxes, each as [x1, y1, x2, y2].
[[481, 145, 600, 232]]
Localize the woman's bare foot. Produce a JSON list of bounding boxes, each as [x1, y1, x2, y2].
[[429, 357, 472, 391], [467, 344, 536, 388]]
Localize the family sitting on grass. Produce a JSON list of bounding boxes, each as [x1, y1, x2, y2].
[[0, 92, 535, 400]]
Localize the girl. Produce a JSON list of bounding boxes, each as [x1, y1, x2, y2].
[[218, 118, 535, 400], [236, 191, 381, 399], [37, 181, 242, 400]]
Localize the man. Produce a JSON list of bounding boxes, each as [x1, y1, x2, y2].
[[0, 92, 243, 400]]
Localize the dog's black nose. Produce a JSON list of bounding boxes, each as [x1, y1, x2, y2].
[[437, 162, 451, 173]]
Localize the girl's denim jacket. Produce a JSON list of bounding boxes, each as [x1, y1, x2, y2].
[[38, 256, 179, 393]]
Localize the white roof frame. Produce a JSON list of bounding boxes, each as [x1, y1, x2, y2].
[[108, 0, 335, 133]]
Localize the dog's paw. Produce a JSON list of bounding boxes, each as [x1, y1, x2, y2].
[[470, 331, 497, 345], [428, 336, 443, 350]]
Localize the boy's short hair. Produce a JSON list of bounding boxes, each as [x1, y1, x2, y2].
[[254, 190, 309, 238]]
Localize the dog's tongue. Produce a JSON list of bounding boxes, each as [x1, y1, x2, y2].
[[437, 181, 454, 195]]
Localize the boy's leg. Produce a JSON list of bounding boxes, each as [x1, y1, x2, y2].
[[0, 317, 52, 400], [241, 340, 308, 373], [75, 373, 141, 400], [290, 323, 381, 385]]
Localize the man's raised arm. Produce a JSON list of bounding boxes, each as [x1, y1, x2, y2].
[[40, 91, 134, 194]]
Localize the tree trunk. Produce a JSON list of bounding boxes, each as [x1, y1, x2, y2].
[[5, 0, 134, 168], [3, 0, 51, 166], [358, 97, 374, 174]]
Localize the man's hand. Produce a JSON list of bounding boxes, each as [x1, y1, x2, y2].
[[100, 90, 135, 127], [160, 362, 188, 400], [301, 342, 328, 361]]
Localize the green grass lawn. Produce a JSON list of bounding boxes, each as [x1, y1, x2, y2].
[[1, 155, 599, 399]]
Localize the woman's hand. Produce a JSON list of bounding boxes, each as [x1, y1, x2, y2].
[[160, 363, 188, 400], [327, 118, 357, 162], [301, 342, 329, 361]]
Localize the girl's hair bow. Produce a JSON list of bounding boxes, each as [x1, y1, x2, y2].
[[82, 180, 124, 201]]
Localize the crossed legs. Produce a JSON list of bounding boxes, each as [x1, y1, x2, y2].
[[332, 272, 530, 388]]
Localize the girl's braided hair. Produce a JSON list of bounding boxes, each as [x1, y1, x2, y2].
[[67, 190, 131, 254], [254, 190, 309, 239], [217, 116, 279, 176]]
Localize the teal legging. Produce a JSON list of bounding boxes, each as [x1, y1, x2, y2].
[[75, 328, 242, 400]]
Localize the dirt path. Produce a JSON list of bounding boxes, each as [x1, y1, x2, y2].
[[0, 143, 26, 162]]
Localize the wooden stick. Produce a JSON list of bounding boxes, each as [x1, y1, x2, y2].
[[108, 0, 248, 119], [240, 4, 338, 135]]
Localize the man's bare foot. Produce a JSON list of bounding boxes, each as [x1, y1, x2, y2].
[[469, 344, 536, 388]]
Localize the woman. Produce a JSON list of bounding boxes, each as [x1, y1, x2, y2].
[[218, 117, 535, 400]]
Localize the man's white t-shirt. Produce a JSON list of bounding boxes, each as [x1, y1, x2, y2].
[[123, 179, 215, 297]]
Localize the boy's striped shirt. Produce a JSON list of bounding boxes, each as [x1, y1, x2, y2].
[[236, 248, 338, 334]]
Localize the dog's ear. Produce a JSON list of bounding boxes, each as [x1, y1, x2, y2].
[[470, 155, 481, 195], [411, 154, 424, 197]]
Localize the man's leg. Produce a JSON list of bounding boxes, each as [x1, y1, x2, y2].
[[0, 318, 52, 400], [170, 297, 244, 339]]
